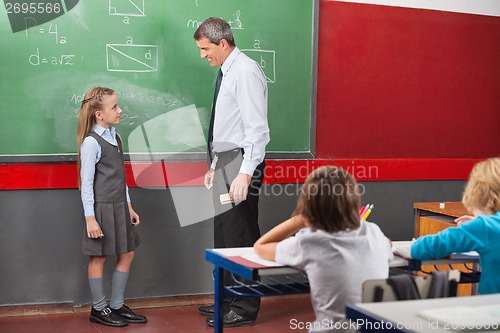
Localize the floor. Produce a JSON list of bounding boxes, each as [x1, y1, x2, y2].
[[0, 296, 314, 333]]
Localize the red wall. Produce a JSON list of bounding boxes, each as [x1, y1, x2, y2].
[[316, 0, 500, 158]]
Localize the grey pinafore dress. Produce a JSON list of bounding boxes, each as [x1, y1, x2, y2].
[[81, 132, 140, 256]]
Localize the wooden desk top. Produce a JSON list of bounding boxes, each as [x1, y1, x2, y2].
[[414, 201, 468, 218]]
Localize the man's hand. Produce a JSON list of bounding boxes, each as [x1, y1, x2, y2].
[[204, 168, 215, 189], [230, 173, 252, 202]]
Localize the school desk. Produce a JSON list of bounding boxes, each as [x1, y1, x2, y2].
[[414, 202, 475, 296], [205, 247, 308, 333], [346, 294, 500, 333], [204, 246, 480, 333], [414, 201, 468, 237]]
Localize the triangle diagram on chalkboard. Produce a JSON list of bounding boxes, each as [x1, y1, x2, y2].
[[106, 44, 158, 72]]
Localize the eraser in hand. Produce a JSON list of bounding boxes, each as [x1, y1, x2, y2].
[[220, 193, 233, 205]]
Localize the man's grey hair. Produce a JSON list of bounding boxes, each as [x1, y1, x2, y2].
[[193, 17, 236, 46]]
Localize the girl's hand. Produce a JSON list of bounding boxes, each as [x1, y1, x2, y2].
[[85, 216, 104, 238], [455, 215, 474, 225], [129, 204, 140, 226]]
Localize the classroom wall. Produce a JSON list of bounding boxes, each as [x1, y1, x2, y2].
[[1, 0, 499, 308]]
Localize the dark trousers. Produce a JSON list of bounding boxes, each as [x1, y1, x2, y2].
[[212, 149, 265, 319]]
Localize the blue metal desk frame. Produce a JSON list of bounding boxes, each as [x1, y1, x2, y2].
[[205, 247, 480, 333], [205, 248, 309, 333]]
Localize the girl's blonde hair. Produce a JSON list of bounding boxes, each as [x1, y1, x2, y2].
[[293, 166, 361, 233], [462, 157, 500, 213], [76, 87, 115, 187]]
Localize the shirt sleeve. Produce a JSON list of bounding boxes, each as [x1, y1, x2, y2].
[[368, 222, 394, 262], [237, 69, 270, 175], [210, 155, 218, 171], [411, 217, 488, 259], [275, 234, 307, 270], [80, 136, 99, 217]]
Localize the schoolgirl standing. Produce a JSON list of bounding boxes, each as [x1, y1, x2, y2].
[[77, 87, 146, 327]]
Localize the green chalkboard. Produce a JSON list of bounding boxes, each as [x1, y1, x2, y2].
[[0, 0, 317, 161]]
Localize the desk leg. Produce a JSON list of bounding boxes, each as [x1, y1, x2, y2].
[[214, 266, 224, 333]]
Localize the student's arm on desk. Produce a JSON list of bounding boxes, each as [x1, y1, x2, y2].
[[254, 216, 307, 261], [411, 219, 486, 260], [392, 240, 414, 259]]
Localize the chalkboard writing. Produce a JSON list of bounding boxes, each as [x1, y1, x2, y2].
[[0, 0, 317, 160]]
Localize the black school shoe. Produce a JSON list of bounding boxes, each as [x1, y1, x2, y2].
[[112, 304, 147, 323], [205, 309, 256, 328], [90, 306, 128, 327]]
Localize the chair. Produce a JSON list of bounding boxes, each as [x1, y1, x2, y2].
[[362, 270, 460, 302]]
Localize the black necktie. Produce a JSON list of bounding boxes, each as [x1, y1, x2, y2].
[[207, 68, 223, 164]]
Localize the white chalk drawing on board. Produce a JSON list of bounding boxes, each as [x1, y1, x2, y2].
[[25, 23, 67, 44], [28, 47, 75, 66], [186, 10, 244, 30], [226, 10, 243, 30], [106, 44, 158, 72], [109, 0, 145, 17]]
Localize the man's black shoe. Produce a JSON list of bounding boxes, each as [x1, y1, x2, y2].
[[89, 306, 128, 327], [198, 304, 215, 316], [205, 309, 256, 328], [112, 304, 147, 323], [198, 304, 230, 317]]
